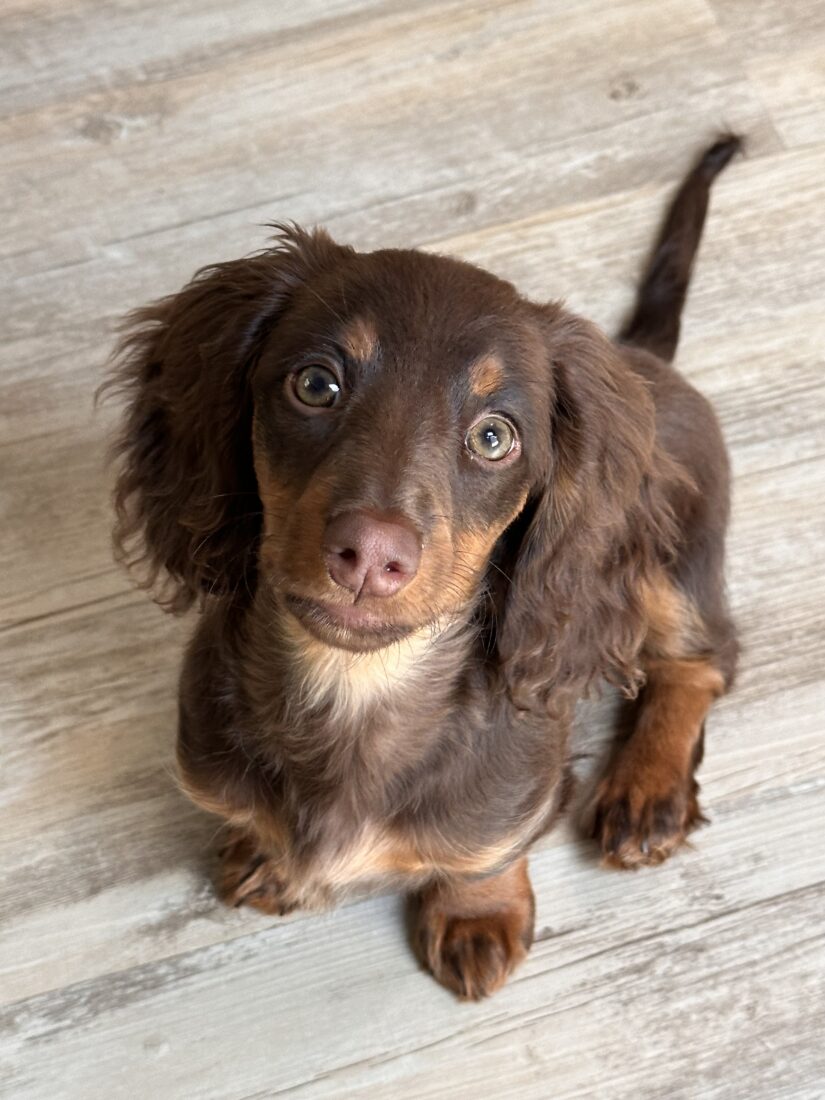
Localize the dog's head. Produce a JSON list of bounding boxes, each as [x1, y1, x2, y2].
[[110, 225, 671, 706]]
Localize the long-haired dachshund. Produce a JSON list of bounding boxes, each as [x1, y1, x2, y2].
[[108, 137, 740, 1000]]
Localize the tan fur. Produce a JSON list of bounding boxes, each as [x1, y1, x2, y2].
[[590, 655, 724, 868], [641, 570, 708, 659], [217, 820, 540, 913], [278, 608, 443, 722], [468, 353, 505, 397], [454, 489, 529, 578], [175, 771, 254, 827], [339, 316, 378, 363], [214, 767, 561, 914]]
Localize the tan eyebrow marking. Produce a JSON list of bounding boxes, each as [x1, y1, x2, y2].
[[469, 354, 505, 397], [340, 317, 378, 362]]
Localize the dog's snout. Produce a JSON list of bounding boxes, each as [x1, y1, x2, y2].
[[323, 511, 421, 598]]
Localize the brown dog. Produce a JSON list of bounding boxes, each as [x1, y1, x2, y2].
[[108, 137, 740, 1000]]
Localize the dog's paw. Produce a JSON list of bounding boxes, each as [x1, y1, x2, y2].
[[217, 831, 297, 915], [418, 911, 530, 1000], [588, 763, 706, 870], [415, 865, 534, 1003]]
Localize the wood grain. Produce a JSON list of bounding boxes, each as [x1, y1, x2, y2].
[[1, 0, 824, 1096], [709, 0, 825, 147]]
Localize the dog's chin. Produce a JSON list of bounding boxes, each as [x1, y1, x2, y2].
[[283, 594, 418, 653]]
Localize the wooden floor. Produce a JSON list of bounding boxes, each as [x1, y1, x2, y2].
[[2, 1, 824, 1096]]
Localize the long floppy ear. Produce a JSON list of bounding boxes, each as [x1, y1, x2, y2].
[[104, 225, 349, 612], [498, 307, 682, 712]]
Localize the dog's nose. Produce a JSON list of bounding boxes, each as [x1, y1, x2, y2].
[[323, 511, 421, 598]]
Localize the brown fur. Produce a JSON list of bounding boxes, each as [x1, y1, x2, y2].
[[105, 138, 741, 999], [588, 654, 724, 869], [415, 857, 535, 1000]]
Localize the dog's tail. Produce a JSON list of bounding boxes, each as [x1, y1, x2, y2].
[[619, 134, 742, 362]]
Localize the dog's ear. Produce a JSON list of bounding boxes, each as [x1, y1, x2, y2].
[[104, 224, 350, 611], [497, 308, 680, 712]]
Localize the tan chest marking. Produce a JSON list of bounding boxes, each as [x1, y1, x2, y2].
[[311, 785, 560, 897], [279, 610, 441, 722]]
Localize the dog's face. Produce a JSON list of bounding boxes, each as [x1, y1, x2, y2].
[[111, 224, 661, 705], [250, 248, 553, 652]]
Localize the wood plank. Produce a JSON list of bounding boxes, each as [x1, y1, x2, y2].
[[0, 0, 375, 117], [0, 430, 128, 627], [424, 144, 825, 343], [1, 804, 822, 1099], [709, 0, 825, 147], [0, 0, 779, 273]]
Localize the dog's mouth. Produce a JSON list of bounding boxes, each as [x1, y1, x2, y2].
[[283, 593, 417, 652]]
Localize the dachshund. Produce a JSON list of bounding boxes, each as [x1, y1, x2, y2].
[[107, 136, 740, 1000]]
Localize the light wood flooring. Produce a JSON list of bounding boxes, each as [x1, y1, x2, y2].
[[1, 1, 824, 1096]]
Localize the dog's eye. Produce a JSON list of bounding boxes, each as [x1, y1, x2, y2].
[[465, 416, 517, 461], [292, 365, 341, 408]]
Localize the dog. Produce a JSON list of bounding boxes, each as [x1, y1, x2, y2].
[[108, 136, 740, 1000]]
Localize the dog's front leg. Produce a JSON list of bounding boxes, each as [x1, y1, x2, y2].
[[412, 857, 535, 1000], [589, 656, 725, 868]]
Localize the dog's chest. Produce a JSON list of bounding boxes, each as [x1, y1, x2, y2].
[[276, 754, 560, 908], [260, 617, 560, 904], [276, 813, 536, 910]]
